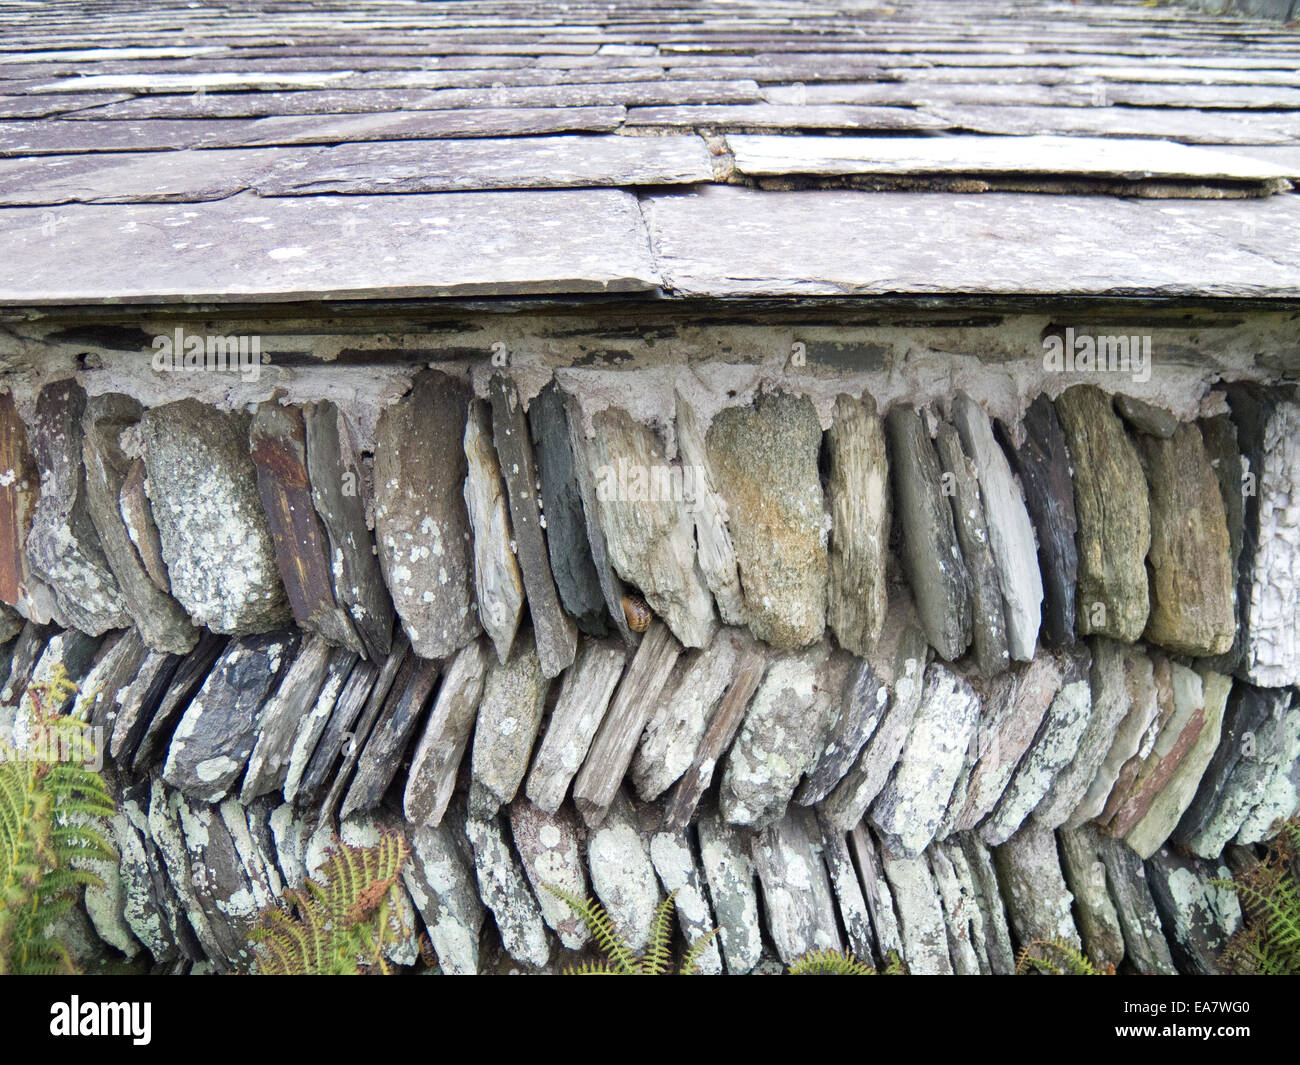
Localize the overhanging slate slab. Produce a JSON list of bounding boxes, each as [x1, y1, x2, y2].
[[922, 104, 1300, 145], [1144, 195, 1300, 271], [625, 103, 947, 130], [726, 134, 1296, 184], [642, 186, 1300, 298], [258, 134, 714, 195], [0, 188, 659, 305]]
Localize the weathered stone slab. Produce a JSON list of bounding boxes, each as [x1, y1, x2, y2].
[[934, 421, 1009, 678], [293, 649, 386, 811], [662, 637, 766, 832], [1125, 668, 1229, 858], [573, 621, 680, 825], [108, 649, 180, 765], [721, 641, 832, 830], [1071, 644, 1155, 825], [239, 635, 335, 803], [302, 400, 394, 661], [649, 829, 723, 975], [797, 656, 888, 806], [1039, 638, 1131, 828], [525, 638, 626, 813], [1, 189, 661, 305], [727, 133, 1296, 186], [707, 391, 826, 650], [642, 186, 1300, 300], [260, 133, 713, 195], [341, 651, 440, 820], [528, 382, 608, 635], [994, 820, 1080, 951], [489, 375, 577, 679], [25, 380, 128, 634], [674, 386, 744, 627], [1115, 394, 1179, 439], [131, 630, 226, 773], [1234, 394, 1300, 688], [998, 395, 1077, 648], [250, 401, 360, 652], [373, 371, 479, 660], [824, 393, 889, 657], [141, 400, 290, 634], [929, 840, 983, 975], [955, 832, 1016, 975], [880, 847, 952, 975], [0, 621, 53, 708], [462, 398, 524, 663], [1055, 385, 1150, 641], [884, 406, 971, 661], [1095, 830, 1178, 974], [847, 824, 905, 966], [1057, 823, 1126, 971], [563, 391, 633, 645], [871, 662, 981, 857], [948, 663, 1049, 833], [82, 394, 197, 654], [119, 457, 171, 595], [71, 626, 146, 730], [0, 391, 50, 619], [1137, 424, 1235, 657], [586, 794, 662, 954], [1234, 696, 1300, 847], [114, 793, 178, 962], [697, 801, 763, 974], [509, 799, 590, 950], [1103, 657, 1205, 840], [161, 631, 298, 803], [822, 604, 929, 831], [752, 808, 842, 965], [279, 646, 357, 805], [469, 630, 550, 819], [817, 813, 876, 963], [403, 638, 489, 826], [633, 628, 738, 802], [466, 813, 551, 969], [585, 406, 714, 648], [402, 810, 485, 975], [952, 393, 1043, 662], [982, 657, 1093, 846], [1198, 412, 1246, 675], [1146, 846, 1241, 975]]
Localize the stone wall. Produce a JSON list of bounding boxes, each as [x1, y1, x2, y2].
[[0, 305, 1296, 974]]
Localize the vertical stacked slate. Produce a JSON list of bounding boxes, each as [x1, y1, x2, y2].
[[997, 395, 1077, 647], [25, 380, 129, 634], [250, 401, 362, 653], [373, 371, 479, 659], [1055, 385, 1150, 642], [140, 400, 290, 635], [302, 400, 394, 660], [884, 406, 972, 661], [707, 391, 826, 650], [81, 393, 197, 653]]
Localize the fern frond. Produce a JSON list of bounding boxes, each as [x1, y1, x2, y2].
[[1015, 936, 1111, 976], [788, 948, 878, 975], [248, 830, 411, 975], [643, 891, 678, 976], [679, 926, 721, 975], [545, 884, 639, 974]]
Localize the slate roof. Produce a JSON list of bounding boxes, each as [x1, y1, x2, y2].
[[1, 0, 1299, 306]]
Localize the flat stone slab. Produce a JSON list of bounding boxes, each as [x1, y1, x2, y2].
[[727, 134, 1295, 188], [625, 103, 948, 130], [922, 104, 1300, 145], [0, 189, 660, 304], [258, 135, 714, 195], [642, 187, 1300, 298]]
